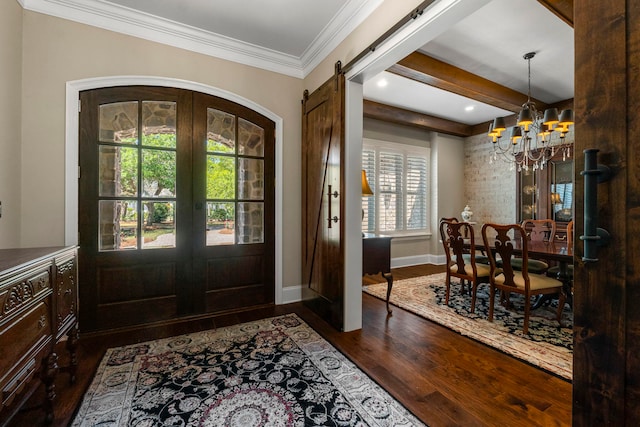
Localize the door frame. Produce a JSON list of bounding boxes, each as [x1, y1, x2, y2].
[[341, 0, 491, 331], [64, 76, 284, 303]]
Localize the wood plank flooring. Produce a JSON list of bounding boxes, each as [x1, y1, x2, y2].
[[9, 264, 571, 427]]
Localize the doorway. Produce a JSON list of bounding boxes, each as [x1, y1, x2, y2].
[[78, 85, 275, 332]]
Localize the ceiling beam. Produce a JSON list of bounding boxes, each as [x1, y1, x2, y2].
[[388, 51, 550, 113], [363, 100, 474, 137], [536, 0, 573, 27]]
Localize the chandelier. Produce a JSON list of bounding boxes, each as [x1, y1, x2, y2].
[[488, 52, 574, 172]]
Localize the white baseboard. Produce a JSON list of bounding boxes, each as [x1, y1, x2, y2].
[[282, 285, 303, 304], [391, 254, 446, 268], [280, 254, 445, 305]]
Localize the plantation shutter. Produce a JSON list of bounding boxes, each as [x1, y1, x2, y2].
[[378, 151, 403, 232], [362, 149, 375, 233], [406, 155, 428, 230]]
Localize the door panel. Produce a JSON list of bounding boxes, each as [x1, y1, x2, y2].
[[192, 92, 275, 315], [79, 86, 274, 333], [301, 67, 345, 330]]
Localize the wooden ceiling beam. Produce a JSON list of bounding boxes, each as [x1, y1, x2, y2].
[[388, 51, 550, 113], [363, 100, 474, 137], [536, 0, 573, 27]]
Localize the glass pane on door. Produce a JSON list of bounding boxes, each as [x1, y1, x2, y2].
[[206, 202, 235, 245], [97, 100, 178, 251]]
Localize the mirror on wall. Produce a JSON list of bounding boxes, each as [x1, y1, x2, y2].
[[551, 160, 573, 223]]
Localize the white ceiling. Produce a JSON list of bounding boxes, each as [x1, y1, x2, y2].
[[20, 0, 574, 127]]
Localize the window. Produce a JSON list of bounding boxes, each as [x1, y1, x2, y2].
[[362, 139, 430, 236]]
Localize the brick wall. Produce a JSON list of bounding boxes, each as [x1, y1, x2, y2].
[[463, 130, 575, 227]]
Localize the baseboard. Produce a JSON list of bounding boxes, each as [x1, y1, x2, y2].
[[391, 254, 446, 268], [281, 254, 445, 305], [282, 285, 303, 304]]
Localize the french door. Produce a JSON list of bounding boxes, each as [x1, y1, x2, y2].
[[78, 86, 274, 332]]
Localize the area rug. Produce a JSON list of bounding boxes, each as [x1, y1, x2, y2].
[[363, 273, 573, 381], [71, 314, 426, 426]]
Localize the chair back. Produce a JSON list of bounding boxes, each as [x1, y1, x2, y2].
[[440, 217, 459, 223], [521, 219, 556, 243], [566, 220, 574, 247], [482, 223, 530, 289], [440, 220, 477, 274]]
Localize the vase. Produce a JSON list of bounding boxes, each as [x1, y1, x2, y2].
[[461, 205, 473, 222]]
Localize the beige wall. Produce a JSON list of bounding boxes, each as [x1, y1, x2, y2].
[[0, 0, 23, 248], [19, 11, 303, 286]]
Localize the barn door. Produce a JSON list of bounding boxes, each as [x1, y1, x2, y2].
[[301, 63, 345, 330]]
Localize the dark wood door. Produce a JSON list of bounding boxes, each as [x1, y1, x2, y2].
[[301, 65, 345, 330], [191, 92, 275, 315], [78, 86, 275, 332]]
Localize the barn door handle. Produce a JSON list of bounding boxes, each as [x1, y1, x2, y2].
[[579, 148, 612, 263], [327, 185, 339, 228]]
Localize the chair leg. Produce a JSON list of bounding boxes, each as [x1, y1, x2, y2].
[[488, 286, 496, 322], [556, 291, 567, 325], [523, 295, 531, 335], [470, 282, 477, 313], [445, 273, 451, 305]]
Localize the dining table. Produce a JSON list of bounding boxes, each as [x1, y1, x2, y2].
[[463, 237, 574, 308]]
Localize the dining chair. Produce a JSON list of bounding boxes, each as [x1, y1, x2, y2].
[[547, 220, 574, 306], [506, 219, 556, 274], [481, 222, 566, 334], [439, 217, 489, 265], [440, 220, 491, 313]]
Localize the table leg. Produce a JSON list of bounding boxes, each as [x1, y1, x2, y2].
[[382, 272, 393, 314]]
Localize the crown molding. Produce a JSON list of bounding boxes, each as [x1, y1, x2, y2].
[[20, 0, 382, 79]]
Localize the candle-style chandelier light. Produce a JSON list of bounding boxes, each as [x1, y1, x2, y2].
[[488, 52, 574, 172]]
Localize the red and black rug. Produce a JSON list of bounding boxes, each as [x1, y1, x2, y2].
[[72, 314, 425, 426]]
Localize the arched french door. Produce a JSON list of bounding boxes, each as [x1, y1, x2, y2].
[[78, 86, 275, 332]]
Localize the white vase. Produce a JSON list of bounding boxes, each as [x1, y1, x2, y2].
[[461, 205, 473, 222]]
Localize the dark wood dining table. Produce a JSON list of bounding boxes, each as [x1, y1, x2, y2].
[[464, 237, 574, 307]]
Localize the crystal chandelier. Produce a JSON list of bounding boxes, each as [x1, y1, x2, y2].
[[488, 52, 574, 172]]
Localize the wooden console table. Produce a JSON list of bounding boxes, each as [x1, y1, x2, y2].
[[0, 246, 79, 425], [363, 234, 393, 313]]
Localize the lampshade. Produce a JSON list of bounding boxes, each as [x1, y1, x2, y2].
[[492, 117, 506, 135], [361, 170, 373, 196], [542, 108, 559, 130], [510, 126, 522, 145], [558, 109, 574, 130], [517, 107, 533, 131], [550, 192, 562, 205]]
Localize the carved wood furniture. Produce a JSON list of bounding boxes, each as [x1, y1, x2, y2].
[[362, 234, 393, 313], [0, 246, 78, 425]]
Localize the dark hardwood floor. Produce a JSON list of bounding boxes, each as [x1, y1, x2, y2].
[[9, 264, 571, 427]]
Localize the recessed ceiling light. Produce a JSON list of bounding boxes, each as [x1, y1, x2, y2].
[[465, 105, 475, 112], [377, 78, 388, 88]]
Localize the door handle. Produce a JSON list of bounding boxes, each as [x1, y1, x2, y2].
[[327, 184, 339, 228], [579, 148, 611, 263]]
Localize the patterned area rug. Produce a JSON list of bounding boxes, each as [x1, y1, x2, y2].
[[72, 314, 426, 426], [363, 273, 573, 380]]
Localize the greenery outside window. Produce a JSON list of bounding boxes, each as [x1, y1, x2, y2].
[[362, 138, 430, 236]]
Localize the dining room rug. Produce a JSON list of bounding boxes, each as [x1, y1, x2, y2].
[[363, 273, 573, 381], [71, 313, 426, 427]]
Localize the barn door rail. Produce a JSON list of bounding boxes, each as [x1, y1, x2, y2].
[[579, 148, 612, 263]]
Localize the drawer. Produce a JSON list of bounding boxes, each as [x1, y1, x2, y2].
[[0, 299, 53, 405], [0, 270, 51, 322]]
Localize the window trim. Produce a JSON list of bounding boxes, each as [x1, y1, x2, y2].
[[362, 138, 431, 237]]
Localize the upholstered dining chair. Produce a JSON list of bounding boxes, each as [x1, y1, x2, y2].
[[547, 220, 574, 305], [440, 220, 491, 313], [481, 223, 566, 334], [506, 219, 557, 274], [439, 217, 489, 265]]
